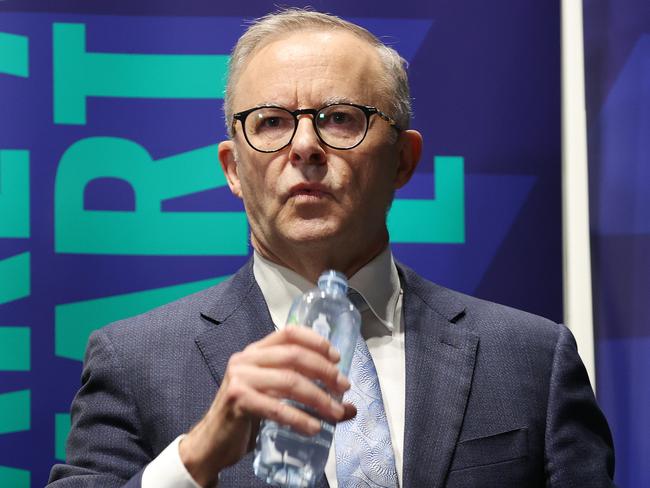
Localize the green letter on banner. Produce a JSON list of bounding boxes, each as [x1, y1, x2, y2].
[[55, 137, 247, 255], [55, 275, 228, 361], [55, 413, 71, 461], [0, 150, 30, 238], [0, 466, 29, 488], [53, 23, 229, 125], [0, 32, 29, 77], [0, 327, 30, 371], [0, 253, 30, 304], [0, 390, 30, 434], [388, 156, 465, 243]]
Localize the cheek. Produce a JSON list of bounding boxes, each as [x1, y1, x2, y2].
[[354, 158, 395, 194], [237, 157, 285, 210], [236, 154, 266, 189]]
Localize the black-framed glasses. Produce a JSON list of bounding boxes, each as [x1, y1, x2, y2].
[[232, 103, 401, 153]]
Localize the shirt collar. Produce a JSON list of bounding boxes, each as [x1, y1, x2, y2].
[[253, 247, 401, 331]]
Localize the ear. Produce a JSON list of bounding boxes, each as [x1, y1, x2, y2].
[[394, 129, 423, 189], [218, 140, 243, 199]]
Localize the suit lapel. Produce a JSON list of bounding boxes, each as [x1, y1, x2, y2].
[[194, 260, 276, 386], [399, 265, 479, 488], [191, 261, 278, 487]]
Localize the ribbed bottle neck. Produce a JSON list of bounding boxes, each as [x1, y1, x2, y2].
[[317, 270, 348, 295]]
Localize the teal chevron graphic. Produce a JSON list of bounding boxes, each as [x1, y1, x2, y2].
[[0, 32, 28, 77], [55, 275, 229, 361]]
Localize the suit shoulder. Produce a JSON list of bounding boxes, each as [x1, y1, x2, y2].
[[458, 291, 562, 343], [96, 264, 254, 350], [399, 263, 563, 345]]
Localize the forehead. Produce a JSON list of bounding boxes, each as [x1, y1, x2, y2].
[[232, 29, 385, 111]]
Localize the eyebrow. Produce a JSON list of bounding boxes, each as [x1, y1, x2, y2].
[[321, 96, 357, 106], [249, 96, 360, 110], [250, 102, 285, 110]]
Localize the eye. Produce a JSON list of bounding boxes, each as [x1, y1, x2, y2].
[[317, 105, 365, 133], [261, 117, 281, 128], [318, 109, 354, 126], [248, 108, 293, 135], [330, 111, 351, 124]]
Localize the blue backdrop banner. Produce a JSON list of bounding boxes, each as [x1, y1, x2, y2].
[[0, 2, 562, 486], [584, 0, 650, 486]]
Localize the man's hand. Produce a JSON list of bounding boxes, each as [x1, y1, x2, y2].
[[179, 326, 356, 487]]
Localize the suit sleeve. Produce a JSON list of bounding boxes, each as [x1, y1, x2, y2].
[[544, 324, 616, 487], [47, 328, 150, 487]]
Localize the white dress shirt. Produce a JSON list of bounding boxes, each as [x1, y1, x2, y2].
[[143, 248, 405, 487]]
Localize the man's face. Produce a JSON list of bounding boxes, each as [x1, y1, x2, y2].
[[219, 30, 420, 258]]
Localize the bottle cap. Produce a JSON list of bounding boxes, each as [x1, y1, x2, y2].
[[317, 270, 348, 293]]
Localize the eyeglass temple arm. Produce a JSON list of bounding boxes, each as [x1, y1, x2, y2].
[[375, 110, 402, 131]]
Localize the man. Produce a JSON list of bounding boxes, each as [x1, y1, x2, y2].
[[48, 9, 615, 488]]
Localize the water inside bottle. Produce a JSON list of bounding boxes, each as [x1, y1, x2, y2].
[[253, 414, 334, 488]]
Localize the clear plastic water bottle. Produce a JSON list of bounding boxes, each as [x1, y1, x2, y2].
[[253, 270, 361, 487]]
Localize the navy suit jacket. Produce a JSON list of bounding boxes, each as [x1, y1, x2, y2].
[[48, 260, 615, 487]]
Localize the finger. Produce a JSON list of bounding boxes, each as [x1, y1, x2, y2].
[[341, 402, 357, 422], [236, 385, 324, 436], [241, 345, 351, 395], [251, 326, 340, 361], [232, 365, 346, 421]]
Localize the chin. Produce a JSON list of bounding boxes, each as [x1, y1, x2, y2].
[[282, 218, 344, 244]]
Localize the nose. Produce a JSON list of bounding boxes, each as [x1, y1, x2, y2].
[[288, 115, 326, 166]]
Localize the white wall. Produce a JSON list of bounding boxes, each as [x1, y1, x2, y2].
[[560, 0, 596, 388]]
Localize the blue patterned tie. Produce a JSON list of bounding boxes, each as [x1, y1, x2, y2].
[[335, 290, 399, 488]]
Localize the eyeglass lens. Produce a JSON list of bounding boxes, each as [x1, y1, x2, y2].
[[243, 104, 368, 152]]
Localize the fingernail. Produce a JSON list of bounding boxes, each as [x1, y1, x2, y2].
[[329, 346, 340, 361]]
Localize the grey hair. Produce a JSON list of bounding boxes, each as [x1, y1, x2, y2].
[[223, 8, 412, 137]]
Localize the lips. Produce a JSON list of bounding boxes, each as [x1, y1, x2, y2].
[[287, 183, 333, 201]]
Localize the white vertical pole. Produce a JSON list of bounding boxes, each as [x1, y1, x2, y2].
[[560, 0, 596, 389]]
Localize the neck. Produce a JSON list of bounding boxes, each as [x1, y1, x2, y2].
[[251, 229, 389, 283]]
